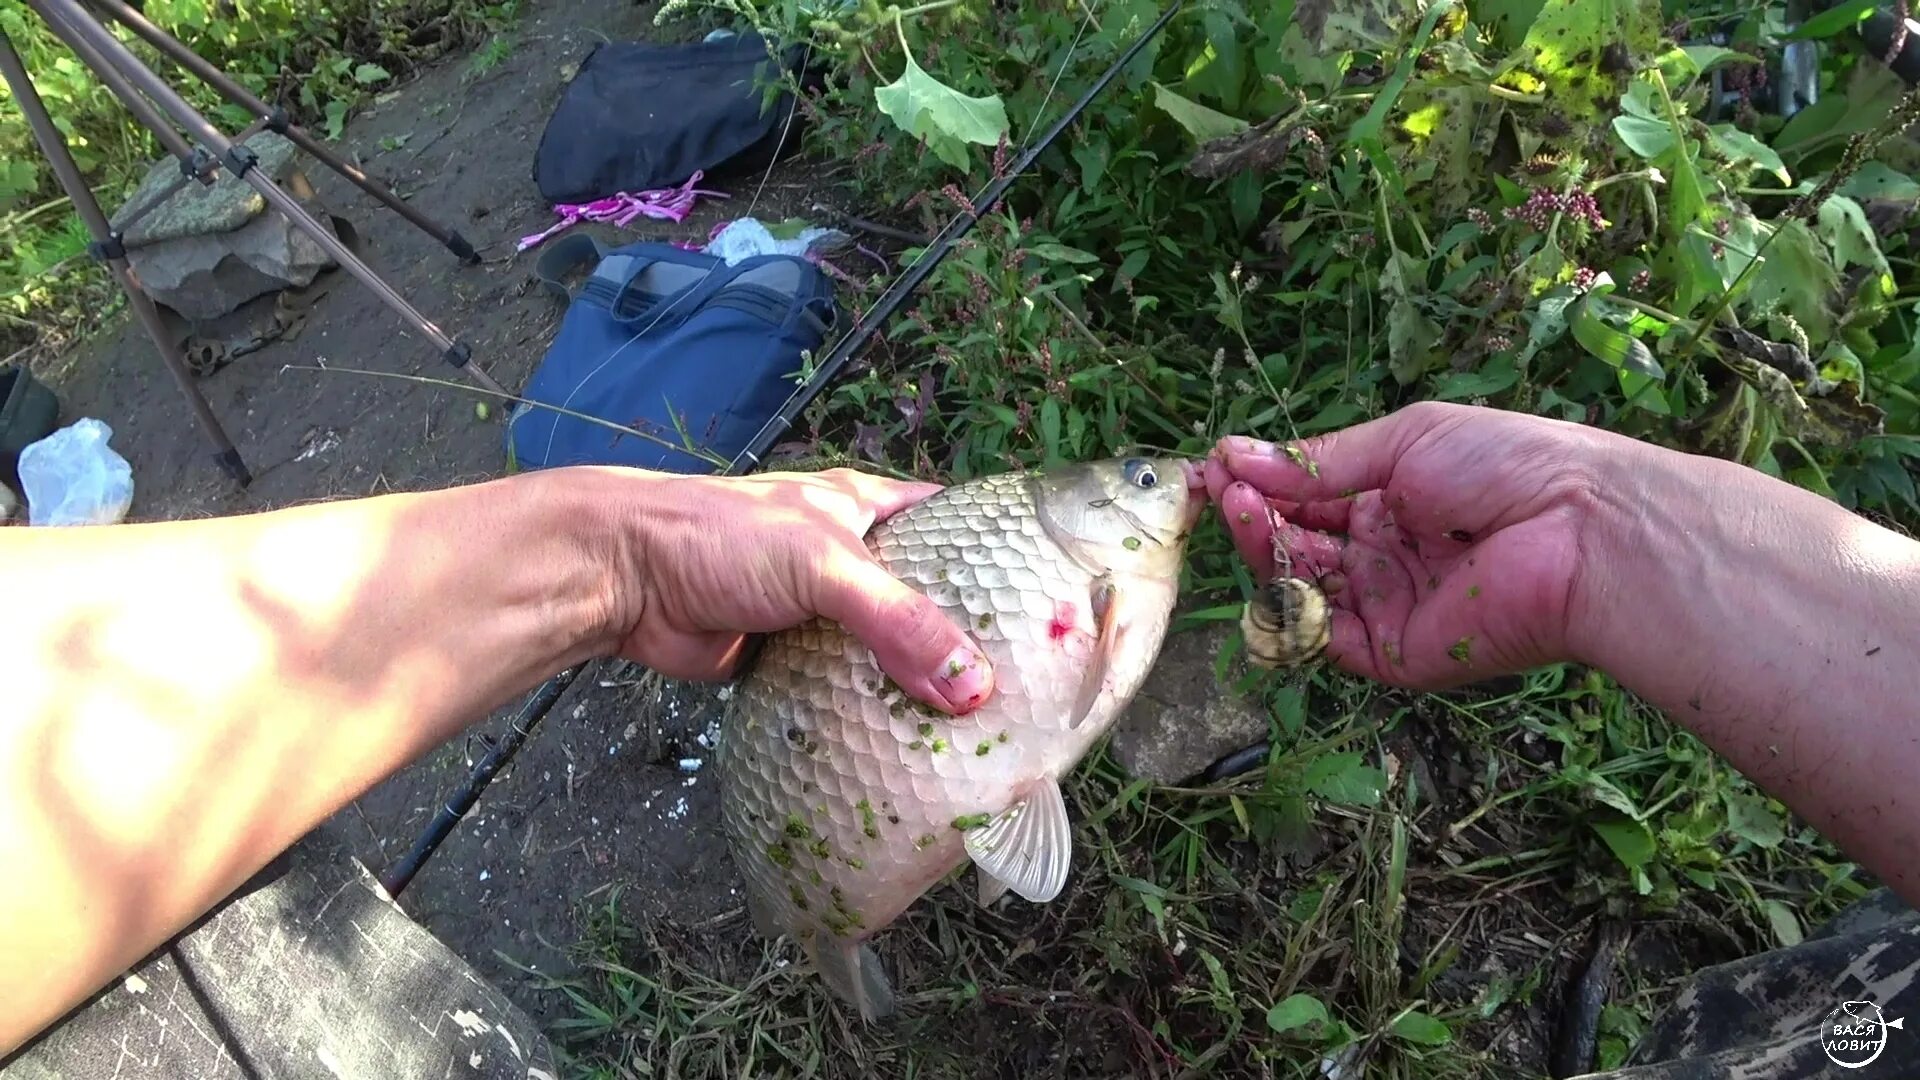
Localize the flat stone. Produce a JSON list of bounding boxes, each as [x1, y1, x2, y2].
[[1110, 619, 1270, 784], [124, 204, 338, 322], [105, 130, 341, 322], [110, 131, 303, 248]]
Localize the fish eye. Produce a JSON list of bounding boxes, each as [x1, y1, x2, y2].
[[1123, 459, 1158, 488]]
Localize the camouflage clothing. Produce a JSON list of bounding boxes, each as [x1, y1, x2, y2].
[[1584, 889, 1920, 1079]]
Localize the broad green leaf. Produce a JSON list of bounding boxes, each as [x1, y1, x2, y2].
[[352, 62, 391, 85], [1745, 219, 1838, 341], [1656, 44, 1739, 81], [1303, 751, 1387, 806], [1518, 292, 1576, 365], [1151, 82, 1247, 142], [1029, 243, 1098, 264], [1724, 791, 1785, 849], [1388, 296, 1444, 384], [1619, 78, 1659, 119], [1612, 115, 1673, 159], [1777, 61, 1904, 152], [875, 35, 1009, 152], [1472, 0, 1547, 50], [1839, 162, 1920, 201], [1817, 195, 1893, 280], [1505, 0, 1662, 123], [1765, 899, 1804, 947], [1071, 139, 1111, 194], [1390, 1010, 1453, 1046], [1785, 0, 1877, 39], [1591, 815, 1656, 869], [1433, 355, 1520, 400], [1708, 126, 1789, 185], [1572, 295, 1663, 380], [1267, 993, 1330, 1034]]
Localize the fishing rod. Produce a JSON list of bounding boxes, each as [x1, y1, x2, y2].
[[380, 0, 1186, 899]]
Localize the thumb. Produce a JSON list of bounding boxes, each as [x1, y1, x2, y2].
[[814, 551, 995, 716]]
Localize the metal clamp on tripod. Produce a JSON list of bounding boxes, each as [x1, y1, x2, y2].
[[0, 0, 504, 486]]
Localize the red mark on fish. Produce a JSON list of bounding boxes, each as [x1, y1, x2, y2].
[[1048, 602, 1076, 642]]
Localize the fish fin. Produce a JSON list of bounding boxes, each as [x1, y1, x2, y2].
[[806, 937, 897, 1021], [976, 869, 1011, 908], [1066, 579, 1120, 731], [962, 776, 1073, 903]]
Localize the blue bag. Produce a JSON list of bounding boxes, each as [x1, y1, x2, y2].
[[507, 234, 838, 474]]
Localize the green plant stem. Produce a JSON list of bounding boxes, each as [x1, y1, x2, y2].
[[1486, 84, 1544, 104], [1874, 377, 1920, 409], [1609, 295, 1690, 328], [894, 0, 962, 18]]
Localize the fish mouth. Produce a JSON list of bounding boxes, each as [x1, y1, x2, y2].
[[1177, 458, 1207, 530]]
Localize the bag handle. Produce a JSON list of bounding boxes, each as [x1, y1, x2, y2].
[[532, 233, 611, 302]]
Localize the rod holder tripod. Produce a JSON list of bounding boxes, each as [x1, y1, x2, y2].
[[0, 0, 505, 485]]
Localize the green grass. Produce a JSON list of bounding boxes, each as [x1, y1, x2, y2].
[[530, 0, 1905, 1071], [539, 660, 1868, 1077]]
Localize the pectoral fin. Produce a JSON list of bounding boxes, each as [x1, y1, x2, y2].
[[1066, 579, 1120, 731], [962, 776, 1073, 903], [976, 871, 1010, 908]]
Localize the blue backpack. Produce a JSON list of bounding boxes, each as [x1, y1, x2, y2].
[[507, 234, 838, 474]]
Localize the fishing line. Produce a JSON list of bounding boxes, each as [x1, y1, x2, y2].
[[381, 1, 1187, 898]]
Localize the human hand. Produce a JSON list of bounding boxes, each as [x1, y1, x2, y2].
[[612, 467, 995, 714], [1205, 401, 1622, 689]]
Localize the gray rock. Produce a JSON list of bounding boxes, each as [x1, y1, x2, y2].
[[1110, 619, 1271, 783], [109, 131, 339, 322], [110, 131, 302, 246]]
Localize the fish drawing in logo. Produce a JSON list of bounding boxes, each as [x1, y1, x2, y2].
[[1822, 999, 1906, 1069]]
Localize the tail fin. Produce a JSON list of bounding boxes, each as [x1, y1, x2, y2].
[[803, 937, 897, 1021]]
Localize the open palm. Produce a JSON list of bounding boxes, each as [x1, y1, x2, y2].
[[1205, 402, 1620, 689]]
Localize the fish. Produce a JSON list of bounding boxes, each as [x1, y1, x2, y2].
[[714, 454, 1206, 1019]]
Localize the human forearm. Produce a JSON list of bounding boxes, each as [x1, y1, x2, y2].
[[1572, 442, 1920, 902], [0, 466, 629, 1051]]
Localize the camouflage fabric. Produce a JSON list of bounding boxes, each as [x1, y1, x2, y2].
[[1582, 889, 1920, 1079], [0, 826, 553, 1080]]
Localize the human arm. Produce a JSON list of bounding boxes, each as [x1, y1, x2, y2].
[[1206, 401, 1920, 905], [0, 464, 993, 1054]]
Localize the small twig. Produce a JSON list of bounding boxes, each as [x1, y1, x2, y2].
[[809, 203, 930, 245]]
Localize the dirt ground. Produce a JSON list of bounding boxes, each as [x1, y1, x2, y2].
[[29, 0, 818, 1034], [17, 3, 1780, 1073]]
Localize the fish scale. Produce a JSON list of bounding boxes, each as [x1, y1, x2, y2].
[[715, 457, 1201, 1019]]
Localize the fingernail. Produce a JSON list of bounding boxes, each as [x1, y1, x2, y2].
[[934, 647, 993, 713], [1223, 436, 1276, 456]]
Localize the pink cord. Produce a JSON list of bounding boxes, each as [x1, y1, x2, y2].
[[516, 171, 729, 252]]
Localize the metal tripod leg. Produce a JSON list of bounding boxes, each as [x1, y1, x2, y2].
[[26, 0, 510, 400], [0, 29, 251, 486], [83, 0, 480, 265]]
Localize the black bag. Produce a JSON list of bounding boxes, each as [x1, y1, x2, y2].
[[532, 35, 805, 204]]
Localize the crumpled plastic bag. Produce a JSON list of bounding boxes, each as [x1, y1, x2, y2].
[[704, 216, 848, 266], [19, 417, 134, 526]]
